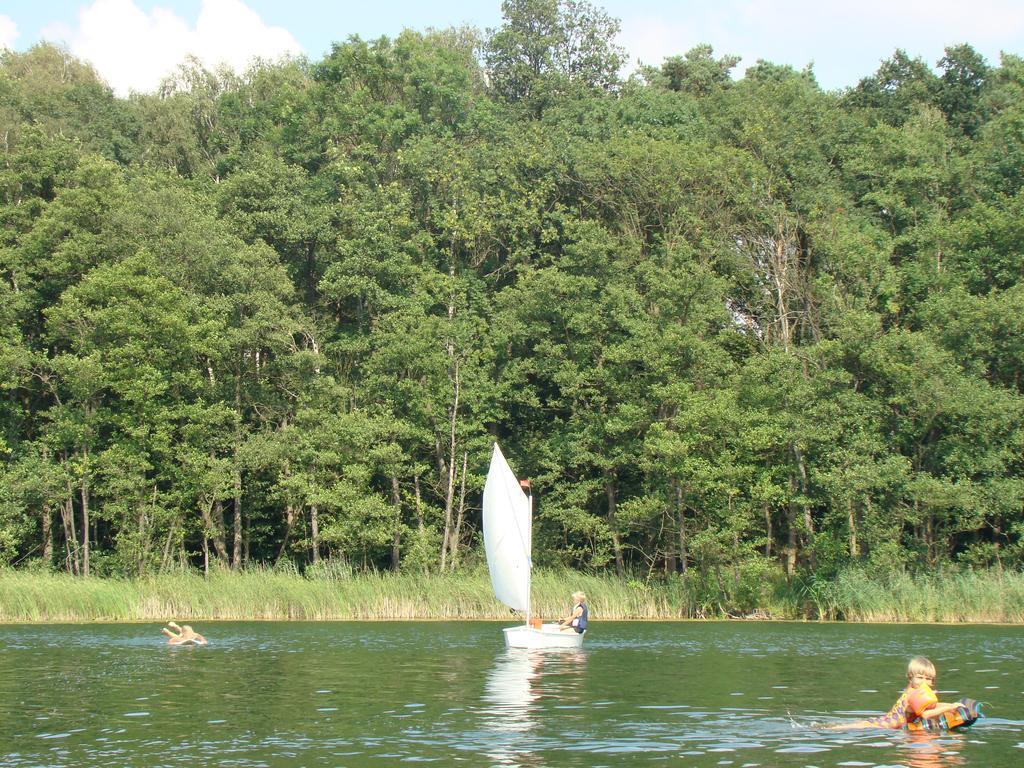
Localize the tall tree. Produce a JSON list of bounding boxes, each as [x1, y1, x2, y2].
[[485, 0, 625, 115]]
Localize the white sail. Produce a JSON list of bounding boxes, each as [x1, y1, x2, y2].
[[482, 443, 532, 613]]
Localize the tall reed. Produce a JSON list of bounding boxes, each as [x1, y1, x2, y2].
[[0, 566, 1021, 623], [822, 568, 1024, 622]]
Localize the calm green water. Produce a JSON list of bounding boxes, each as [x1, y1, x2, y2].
[[0, 621, 1021, 767]]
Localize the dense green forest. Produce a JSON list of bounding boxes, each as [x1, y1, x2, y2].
[[1, 0, 1022, 587]]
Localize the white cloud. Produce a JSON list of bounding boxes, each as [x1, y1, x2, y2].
[[44, 0, 302, 96], [0, 14, 17, 50]]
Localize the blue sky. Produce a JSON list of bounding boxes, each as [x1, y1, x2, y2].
[[2, 1, 1023, 95]]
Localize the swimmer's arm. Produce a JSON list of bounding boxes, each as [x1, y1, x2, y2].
[[920, 702, 962, 720]]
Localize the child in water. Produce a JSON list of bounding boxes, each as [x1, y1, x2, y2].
[[835, 656, 969, 730], [161, 621, 207, 646]]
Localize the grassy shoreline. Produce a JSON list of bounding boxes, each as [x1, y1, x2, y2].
[[1, 567, 1022, 623]]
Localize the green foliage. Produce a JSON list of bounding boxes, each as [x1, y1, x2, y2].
[[0, 9, 1022, 599], [485, 0, 625, 114], [937, 43, 991, 136], [642, 45, 741, 97], [0, 44, 139, 164], [845, 49, 940, 127]]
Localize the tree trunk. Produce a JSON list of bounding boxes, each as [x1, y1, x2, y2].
[[848, 497, 860, 557], [440, 358, 460, 572], [161, 518, 177, 573], [200, 498, 229, 565], [675, 481, 687, 574], [136, 503, 147, 577], [80, 451, 90, 578], [415, 474, 426, 572], [276, 505, 297, 564], [925, 511, 936, 566], [663, 515, 676, 575], [232, 460, 243, 570], [605, 476, 625, 577], [774, 232, 793, 351], [390, 476, 402, 570], [42, 501, 53, 567], [232, 375, 243, 570], [41, 447, 54, 567], [310, 504, 320, 565], [451, 452, 468, 570], [415, 474, 424, 533], [136, 484, 157, 576], [785, 473, 798, 577], [795, 444, 815, 570], [59, 486, 78, 575]]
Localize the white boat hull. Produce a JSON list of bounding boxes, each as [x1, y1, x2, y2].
[[503, 623, 585, 649]]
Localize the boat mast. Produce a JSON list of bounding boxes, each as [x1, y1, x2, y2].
[[520, 477, 532, 627]]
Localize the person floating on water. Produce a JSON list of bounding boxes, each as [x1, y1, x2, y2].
[[558, 591, 588, 634], [832, 656, 981, 731], [162, 621, 207, 646]]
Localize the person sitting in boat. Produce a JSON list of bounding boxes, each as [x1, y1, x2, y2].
[[162, 621, 207, 646], [832, 656, 974, 730], [558, 591, 588, 633]]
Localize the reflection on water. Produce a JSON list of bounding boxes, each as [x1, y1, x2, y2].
[[902, 731, 966, 768], [480, 648, 588, 766], [0, 621, 1021, 767], [482, 649, 540, 765], [483, 649, 543, 732]]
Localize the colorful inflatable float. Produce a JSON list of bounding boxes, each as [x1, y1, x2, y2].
[[906, 698, 984, 732]]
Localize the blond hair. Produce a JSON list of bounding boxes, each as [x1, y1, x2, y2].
[[572, 591, 586, 602], [906, 656, 936, 681]]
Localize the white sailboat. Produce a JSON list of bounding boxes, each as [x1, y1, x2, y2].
[[482, 443, 585, 649]]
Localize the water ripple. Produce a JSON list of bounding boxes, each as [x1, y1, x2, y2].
[[1, 621, 1021, 767]]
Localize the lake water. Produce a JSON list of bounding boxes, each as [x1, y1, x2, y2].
[[0, 621, 1021, 767]]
